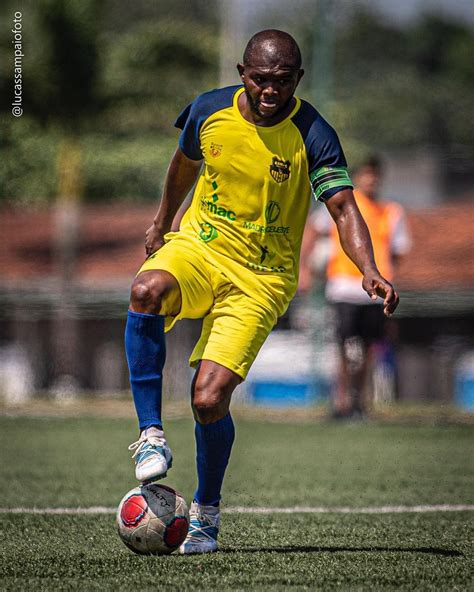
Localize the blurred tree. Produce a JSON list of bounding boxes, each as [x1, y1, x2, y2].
[[0, 2, 472, 203], [0, 0, 218, 203], [100, 19, 217, 135], [40, 0, 101, 390], [331, 11, 474, 190]]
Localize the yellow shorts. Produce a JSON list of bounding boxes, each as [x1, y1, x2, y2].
[[138, 234, 278, 379]]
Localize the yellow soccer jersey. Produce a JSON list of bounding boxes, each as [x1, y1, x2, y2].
[[173, 85, 352, 315]]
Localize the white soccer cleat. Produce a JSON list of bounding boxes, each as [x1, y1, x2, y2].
[[179, 501, 220, 554], [128, 428, 173, 483]]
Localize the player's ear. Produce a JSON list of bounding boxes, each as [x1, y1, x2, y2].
[[296, 69, 305, 85], [237, 63, 245, 78]]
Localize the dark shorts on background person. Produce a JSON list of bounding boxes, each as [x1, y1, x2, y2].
[[332, 302, 385, 344]]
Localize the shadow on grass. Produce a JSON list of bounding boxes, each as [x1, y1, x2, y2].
[[220, 546, 463, 557]]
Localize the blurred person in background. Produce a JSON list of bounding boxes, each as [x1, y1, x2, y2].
[[124, 32, 399, 555], [299, 156, 411, 419]]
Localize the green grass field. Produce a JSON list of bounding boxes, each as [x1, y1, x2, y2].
[[0, 414, 473, 590]]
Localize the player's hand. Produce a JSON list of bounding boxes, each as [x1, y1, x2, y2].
[[362, 272, 399, 317], [145, 223, 166, 257]]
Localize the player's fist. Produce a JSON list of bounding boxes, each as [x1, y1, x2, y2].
[[362, 272, 399, 317], [145, 223, 166, 256]]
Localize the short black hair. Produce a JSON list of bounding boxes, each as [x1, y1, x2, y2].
[[243, 29, 302, 69]]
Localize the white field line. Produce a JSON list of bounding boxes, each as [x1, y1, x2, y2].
[[0, 504, 473, 515]]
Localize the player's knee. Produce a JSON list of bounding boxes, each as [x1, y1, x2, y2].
[[129, 274, 169, 314], [192, 383, 226, 425]]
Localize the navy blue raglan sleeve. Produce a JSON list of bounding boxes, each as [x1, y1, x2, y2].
[[174, 101, 204, 161], [292, 101, 353, 201], [174, 86, 241, 162]]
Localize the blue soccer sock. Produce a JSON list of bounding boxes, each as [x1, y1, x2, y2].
[[125, 310, 166, 431], [194, 413, 235, 506]]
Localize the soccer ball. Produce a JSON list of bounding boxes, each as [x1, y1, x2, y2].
[[116, 483, 189, 555]]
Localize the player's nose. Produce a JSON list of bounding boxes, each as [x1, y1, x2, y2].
[[262, 84, 277, 98]]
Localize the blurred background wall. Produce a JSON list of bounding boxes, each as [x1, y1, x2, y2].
[[0, 0, 473, 407]]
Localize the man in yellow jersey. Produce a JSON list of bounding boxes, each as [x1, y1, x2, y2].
[[300, 156, 410, 418], [124, 30, 399, 554]]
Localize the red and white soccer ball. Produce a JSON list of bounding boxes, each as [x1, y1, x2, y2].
[[116, 484, 189, 555]]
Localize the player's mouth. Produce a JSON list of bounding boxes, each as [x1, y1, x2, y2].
[[258, 100, 279, 113]]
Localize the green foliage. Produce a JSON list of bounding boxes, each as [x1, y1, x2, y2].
[[0, 115, 58, 204], [0, 2, 218, 203], [332, 10, 474, 168], [1, 2, 472, 203], [0, 118, 178, 203], [37, 0, 102, 125], [81, 134, 177, 201], [100, 19, 218, 134]]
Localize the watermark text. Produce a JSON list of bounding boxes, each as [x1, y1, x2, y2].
[[12, 11, 23, 117]]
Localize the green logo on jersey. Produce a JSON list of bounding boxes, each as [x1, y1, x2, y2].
[[265, 201, 281, 224], [242, 221, 289, 234], [200, 181, 237, 222], [199, 222, 218, 243]]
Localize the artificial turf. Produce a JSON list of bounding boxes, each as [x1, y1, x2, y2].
[[0, 415, 472, 590]]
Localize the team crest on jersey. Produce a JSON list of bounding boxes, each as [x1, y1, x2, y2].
[[209, 143, 223, 158], [270, 157, 291, 183]]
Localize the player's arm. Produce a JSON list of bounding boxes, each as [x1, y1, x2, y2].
[[145, 147, 202, 255], [325, 188, 399, 316]]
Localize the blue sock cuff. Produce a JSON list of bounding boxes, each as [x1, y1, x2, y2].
[[127, 310, 165, 338], [195, 413, 234, 439], [128, 310, 163, 319]]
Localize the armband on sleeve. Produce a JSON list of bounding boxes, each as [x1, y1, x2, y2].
[[310, 166, 353, 201]]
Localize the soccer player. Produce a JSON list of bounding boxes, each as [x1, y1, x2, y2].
[[299, 156, 410, 417], [125, 30, 399, 554]]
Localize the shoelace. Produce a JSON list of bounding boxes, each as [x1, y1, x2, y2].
[[185, 511, 219, 543], [128, 435, 166, 459]]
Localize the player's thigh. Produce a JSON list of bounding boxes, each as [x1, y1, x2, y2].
[[137, 239, 215, 323], [190, 289, 278, 380], [359, 304, 385, 343], [332, 302, 360, 343]]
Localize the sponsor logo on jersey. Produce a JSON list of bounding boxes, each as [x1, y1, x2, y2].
[[247, 261, 286, 273], [209, 142, 223, 158], [270, 157, 291, 183], [265, 201, 281, 224], [242, 221, 290, 234], [247, 247, 283, 273], [199, 222, 218, 242], [200, 181, 237, 222]]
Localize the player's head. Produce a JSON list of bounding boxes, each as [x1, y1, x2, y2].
[[237, 30, 304, 121], [353, 155, 383, 199]]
